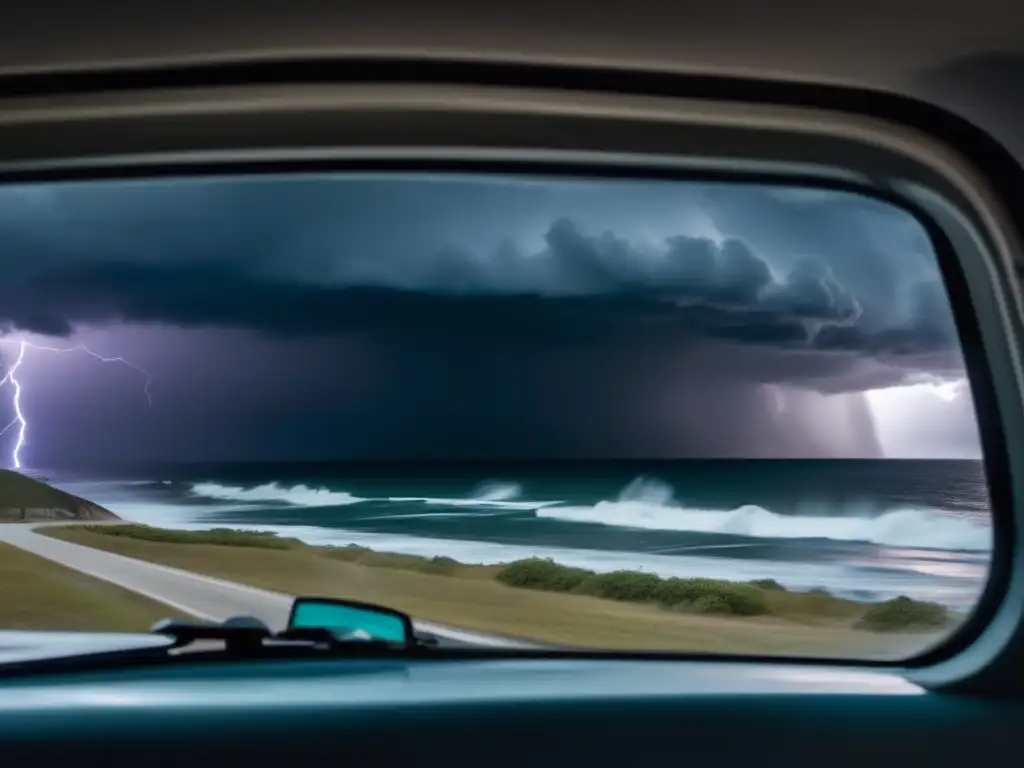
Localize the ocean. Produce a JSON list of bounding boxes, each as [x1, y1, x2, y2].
[[43, 459, 993, 612]]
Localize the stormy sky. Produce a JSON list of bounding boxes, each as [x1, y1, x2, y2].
[[0, 174, 982, 466]]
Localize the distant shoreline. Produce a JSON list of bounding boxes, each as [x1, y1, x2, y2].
[[0, 470, 120, 523]]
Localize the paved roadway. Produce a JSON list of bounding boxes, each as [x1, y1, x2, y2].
[[0, 524, 532, 649]]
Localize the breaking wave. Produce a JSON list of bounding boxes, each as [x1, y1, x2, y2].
[[189, 482, 366, 507], [187, 479, 559, 511], [183, 475, 990, 551], [472, 481, 522, 501], [536, 477, 992, 552]]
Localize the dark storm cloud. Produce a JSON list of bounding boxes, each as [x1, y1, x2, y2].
[[0, 223, 863, 340], [0, 176, 972, 463], [0, 183, 961, 395]]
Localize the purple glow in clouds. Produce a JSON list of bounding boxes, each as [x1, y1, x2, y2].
[[0, 338, 152, 468]]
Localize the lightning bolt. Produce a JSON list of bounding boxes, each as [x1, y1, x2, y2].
[[0, 339, 152, 469]]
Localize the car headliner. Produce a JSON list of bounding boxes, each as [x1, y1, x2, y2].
[[0, 1, 1016, 350], [1, 0, 1021, 152], [0, 1, 1014, 346]]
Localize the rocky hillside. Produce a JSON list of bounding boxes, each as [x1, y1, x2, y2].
[[0, 470, 120, 522]]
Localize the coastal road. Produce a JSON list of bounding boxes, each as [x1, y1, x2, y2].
[[0, 524, 531, 649]]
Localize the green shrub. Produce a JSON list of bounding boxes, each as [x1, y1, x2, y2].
[[653, 577, 716, 606], [855, 596, 950, 632], [495, 558, 594, 592], [654, 577, 767, 616], [421, 556, 461, 575], [82, 524, 292, 550], [764, 587, 862, 620], [690, 594, 735, 615], [749, 578, 785, 591], [576, 571, 662, 602], [319, 546, 469, 576]]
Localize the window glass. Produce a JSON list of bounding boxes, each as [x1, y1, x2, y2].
[[0, 174, 991, 659]]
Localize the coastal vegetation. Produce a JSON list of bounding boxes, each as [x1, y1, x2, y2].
[[42, 524, 957, 655]]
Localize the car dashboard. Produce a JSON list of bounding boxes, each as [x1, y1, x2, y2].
[[0, 658, 1018, 766]]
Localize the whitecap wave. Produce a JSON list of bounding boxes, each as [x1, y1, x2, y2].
[[388, 480, 561, 510], [386, 495, 561, 510], [187, 479, 559, 511], [473, 481, 523, 501], [96, 501, 259, 526], [536, 477, 992, 552], [189, 481, 366, 507]]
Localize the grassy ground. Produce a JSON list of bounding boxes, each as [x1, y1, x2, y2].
[[40, 524, 959, 659], [0, 541, 185, 631]]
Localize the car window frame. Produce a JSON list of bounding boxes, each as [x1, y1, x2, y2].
[[0, 70, 1018, 690]]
